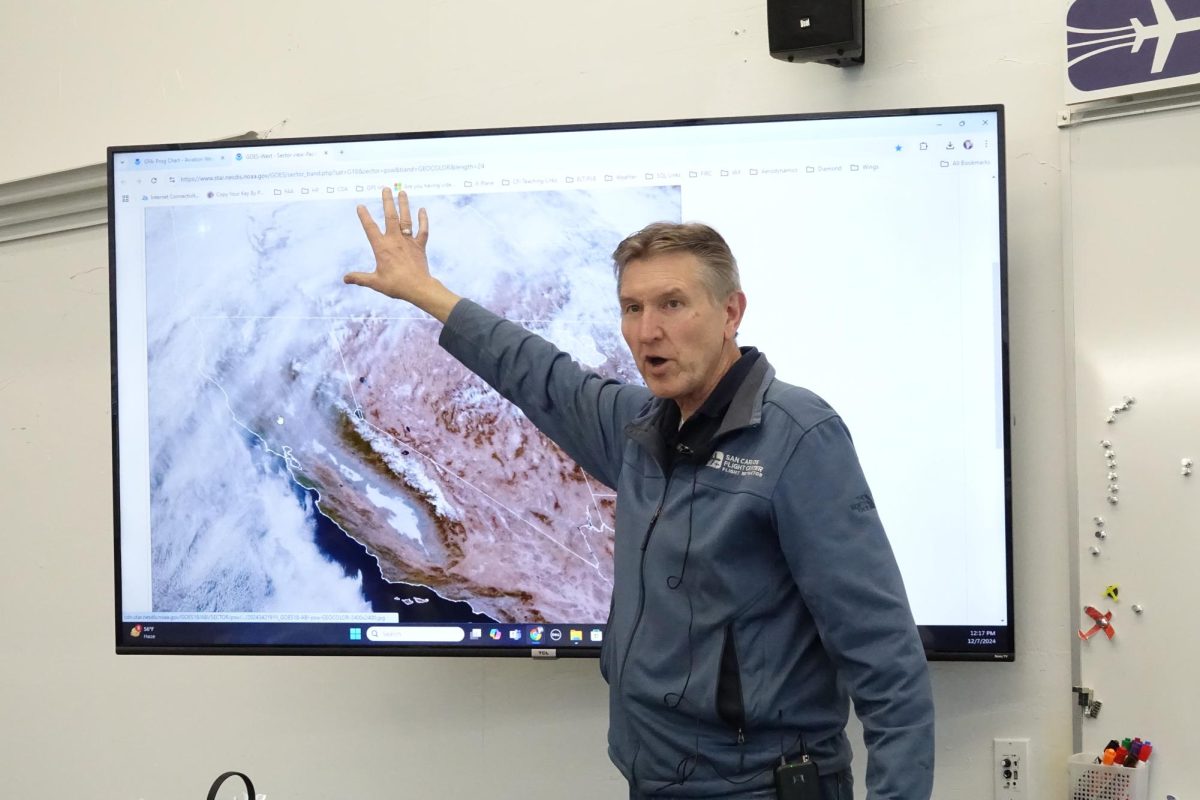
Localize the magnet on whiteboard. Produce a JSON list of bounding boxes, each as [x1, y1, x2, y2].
[[1100, 440, 1112, 449], [1132, 604, 1144, 614], [1107, 472, 1118, 480], [1106, 415, 1116, 424], [1094, 530, 1106, 540], [1123, 395, 1136, 406], [1107, 495, 1119, 504], [1104, 584, 1119, 601], [1108, 485, 1119, 493], [1093, 516, 1105, 526], [1089, 546, 1101, 556], [1183, 458, 1194, 468]]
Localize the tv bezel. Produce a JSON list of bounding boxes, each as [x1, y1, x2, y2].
[[108, 103, 1013, 660]]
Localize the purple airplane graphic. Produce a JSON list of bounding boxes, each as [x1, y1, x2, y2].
[[1068, 0, 1200, 90], [1133, 0, 1200, 72]]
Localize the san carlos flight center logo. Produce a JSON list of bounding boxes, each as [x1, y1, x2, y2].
[[1068, 0, 1200, 95]]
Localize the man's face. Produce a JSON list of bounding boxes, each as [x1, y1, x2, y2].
[[618, 251, 746, 419]]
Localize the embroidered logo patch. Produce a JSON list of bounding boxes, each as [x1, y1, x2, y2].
[[850, 494, 876, 513], [705, 450, 764, 478]]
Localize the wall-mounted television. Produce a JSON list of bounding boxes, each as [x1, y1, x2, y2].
[[109, 105, 1012, 659]]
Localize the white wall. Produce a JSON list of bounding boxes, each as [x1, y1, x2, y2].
[[0, 1, 1073, 797]]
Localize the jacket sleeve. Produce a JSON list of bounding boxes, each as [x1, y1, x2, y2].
[[437, 299, 650, 490], [771, 416, 935, 800]]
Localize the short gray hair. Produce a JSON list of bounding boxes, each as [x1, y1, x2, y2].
[[612, 222, 741, 303]]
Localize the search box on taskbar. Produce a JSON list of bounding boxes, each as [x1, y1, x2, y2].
[[365, 626, 466, 643]]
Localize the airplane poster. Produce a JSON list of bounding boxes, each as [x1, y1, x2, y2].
[[1066, 0, 1200, 103]]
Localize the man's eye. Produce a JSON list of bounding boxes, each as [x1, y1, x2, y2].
[[623, 304, 640, 315], [665, 299, 683, 309]]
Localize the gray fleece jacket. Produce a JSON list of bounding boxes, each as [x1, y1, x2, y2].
[[439, 299, 934, 799]]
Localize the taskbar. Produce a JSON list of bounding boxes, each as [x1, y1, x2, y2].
[[117, 620, 1010, 660], [117, 620, 605, 654]]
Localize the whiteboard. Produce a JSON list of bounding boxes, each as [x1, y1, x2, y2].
[[1069, 105, 1200, 798]]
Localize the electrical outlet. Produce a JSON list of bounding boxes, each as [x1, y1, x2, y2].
[[994, 737, 1031, 800]]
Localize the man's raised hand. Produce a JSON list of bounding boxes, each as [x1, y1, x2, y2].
[[344, 189, 461, 322]]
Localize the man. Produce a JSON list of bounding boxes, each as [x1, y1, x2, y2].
[[345, 190, 934, 799]]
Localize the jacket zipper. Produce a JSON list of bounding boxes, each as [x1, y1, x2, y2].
[[717, 623, 748, 744], [616, 473, 672, 690]]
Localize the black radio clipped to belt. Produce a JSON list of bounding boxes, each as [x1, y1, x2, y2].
[[774, 754, 820, 800]]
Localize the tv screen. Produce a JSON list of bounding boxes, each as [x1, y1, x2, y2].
[[109, 105, 1012, 659]]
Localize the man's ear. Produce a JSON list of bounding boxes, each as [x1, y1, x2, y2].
[[725, 291, 747, 341]]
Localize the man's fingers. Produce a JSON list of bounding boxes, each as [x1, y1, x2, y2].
[[397, 190, 413, 232], [415, 207, 430, 246], [356, 205, 382, 244], [343, 270, 376, 288], [382, 188, 401, 235]]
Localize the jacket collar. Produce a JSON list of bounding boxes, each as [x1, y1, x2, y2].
[[624, 353, 775, 467]]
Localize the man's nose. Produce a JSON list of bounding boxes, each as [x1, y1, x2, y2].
[[636, 309, 664, 342]]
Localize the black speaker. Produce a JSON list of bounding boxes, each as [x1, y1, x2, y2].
[[768, 0, 865, 67]]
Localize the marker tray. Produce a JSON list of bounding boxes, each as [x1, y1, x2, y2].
[[1068, 753, 1149, 800]]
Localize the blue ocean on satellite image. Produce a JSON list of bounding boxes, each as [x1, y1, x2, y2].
[[142, 186, 680, 623]]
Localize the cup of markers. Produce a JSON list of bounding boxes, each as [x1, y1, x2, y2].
[[1067, 738, 1151, 800]]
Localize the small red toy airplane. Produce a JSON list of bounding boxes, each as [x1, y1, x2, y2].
[[1079, 606, 1115, 641]]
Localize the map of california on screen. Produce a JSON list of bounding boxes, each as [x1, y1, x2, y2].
[[143, 186, 681, 624]]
